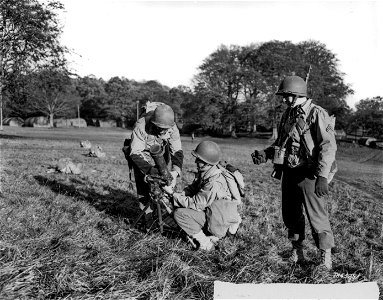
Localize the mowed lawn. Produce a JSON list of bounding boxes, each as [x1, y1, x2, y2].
[[0, 126, 382, 299]]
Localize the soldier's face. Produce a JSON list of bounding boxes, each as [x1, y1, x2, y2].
[[154, 125, 169, 136], [282, 94, 295, 106], [195, 158, 209, 171]]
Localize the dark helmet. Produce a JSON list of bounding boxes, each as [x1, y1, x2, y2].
[[276, 75, 307, 97], [151, 104, 175, 129], [191, 141, 221, 165]]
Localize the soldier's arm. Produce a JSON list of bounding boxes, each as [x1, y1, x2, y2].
[[314, 109, 337, 179], [129, 123, 153, 174], [174, 180, 215, 211], [184, 174, 200, 196]]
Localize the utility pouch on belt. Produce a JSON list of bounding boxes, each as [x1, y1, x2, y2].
[[272, 146, 285, 165], [286, 141, 304, 168]]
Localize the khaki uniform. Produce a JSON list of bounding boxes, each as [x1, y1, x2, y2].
[[174, 165, 240, 238], [129, 114, 183, 198], [271, 99, 337, 250]]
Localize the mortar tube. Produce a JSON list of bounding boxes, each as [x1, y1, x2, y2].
[[149, 144, 172, 185]]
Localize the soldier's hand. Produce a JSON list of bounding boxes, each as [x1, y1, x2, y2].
[[148, 167, 159, 176], [173, 193, 187, 208], [315, 176, 329, 197], [251, 150, 267, 165], [172, 193, 181, 208], [162, 185, 174, 195]]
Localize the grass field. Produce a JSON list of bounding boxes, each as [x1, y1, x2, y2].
[[0, 126, 382, 299]]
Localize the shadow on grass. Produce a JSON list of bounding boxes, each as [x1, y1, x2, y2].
[[34, 175, 140, 222], [34, 175, 198, 245], [0, 133, 32, 140]]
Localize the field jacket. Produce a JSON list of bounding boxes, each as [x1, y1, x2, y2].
[[173, 165, 232, 211], [129, 114, 183, 176], [273, 99, 337, 179]]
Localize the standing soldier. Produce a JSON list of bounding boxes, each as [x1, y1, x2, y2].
[[251, 75, 337, 271], [128, 104, 183, 226]]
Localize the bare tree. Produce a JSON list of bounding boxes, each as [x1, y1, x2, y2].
[[26, 69, 80, 127]]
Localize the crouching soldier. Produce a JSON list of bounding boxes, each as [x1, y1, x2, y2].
[[129, 104, 183, 227], [163, 141, 242, 251]]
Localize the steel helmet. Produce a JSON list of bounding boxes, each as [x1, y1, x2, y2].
[[192, 141, 221, 165], [276, 75, 307, 97], [151, 104, 175, 129]]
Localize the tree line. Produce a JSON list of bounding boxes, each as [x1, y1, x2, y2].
[[1, 0, 382, 137]]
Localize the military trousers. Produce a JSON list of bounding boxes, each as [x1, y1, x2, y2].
[[281, 166, 335, 250], [132, 164, 151, 199], [174, 199, 240, 238]]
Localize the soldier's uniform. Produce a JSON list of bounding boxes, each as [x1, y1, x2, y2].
[[173, 165, 240, 239], [273, 99, 337, 250], [129, 113, 183, 200], [252, 75, 337, 269], [164, 141, 242, 251]]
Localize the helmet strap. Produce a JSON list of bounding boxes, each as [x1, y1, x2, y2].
[[292, 95, 298, 107]]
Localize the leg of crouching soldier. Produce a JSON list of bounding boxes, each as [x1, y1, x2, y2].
[[299, 171, 334, 270], [282, 167, 306, 264], [132, 165, 153, 228], [174, 208, 215, 251], [174, 208, 206, 235]]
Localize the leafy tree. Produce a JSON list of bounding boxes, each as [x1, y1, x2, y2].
[[75, 75, 108, 121], [183, 82, 227, 135], [0, 0, 66, 129], [239, 44, 265, 101], [193, 40, 353, 134], [139, 80, 171, 107], [298, 40, 354, 128], [25, 68, 80, 127], [245, 41, 309, 131], [104, 77, 138, 125], [2, 71, 31, 118], [168, 85, 193, 123], [194, 45, 244, 133], [351, 96, 383, 137]]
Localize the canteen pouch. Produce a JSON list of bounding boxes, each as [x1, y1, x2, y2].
[[272, 146, 285, 165]]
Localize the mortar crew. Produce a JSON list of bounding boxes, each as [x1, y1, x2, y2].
[[163, 141, 241, 251], [251, 75, 337, 271], [129, 104, 183, 221]]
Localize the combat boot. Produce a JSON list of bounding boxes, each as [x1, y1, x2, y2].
[[228, 217, 242, 235], [209, 235, 220, 245], [290, 241, 306, 264], [192, 231, 215, 251], [319, 249, 332, 270]]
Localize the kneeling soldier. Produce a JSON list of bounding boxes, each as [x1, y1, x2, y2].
[[164, 141, 241, 251]]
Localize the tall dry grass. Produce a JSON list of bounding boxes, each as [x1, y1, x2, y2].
[[0, 127, 382, 299]]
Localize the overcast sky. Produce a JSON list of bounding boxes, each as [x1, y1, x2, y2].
[[58, 0, 383, 109]]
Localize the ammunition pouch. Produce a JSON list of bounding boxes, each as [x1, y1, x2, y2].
[[285, 141, 306, 169]]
